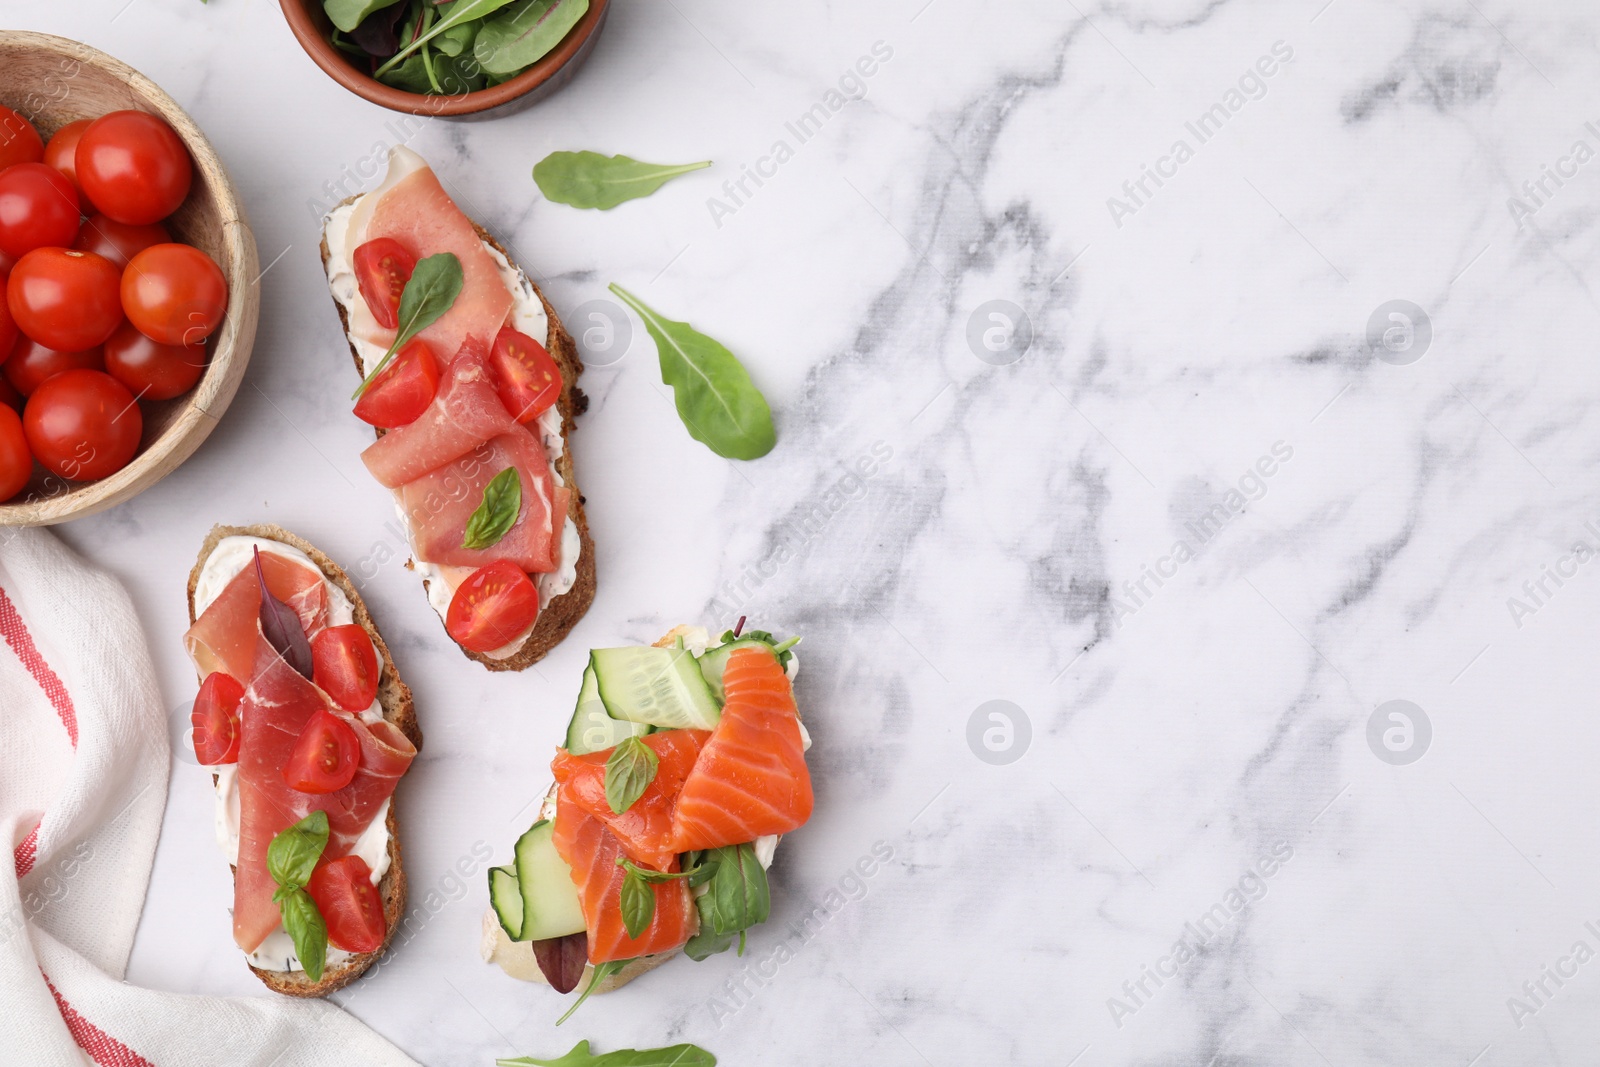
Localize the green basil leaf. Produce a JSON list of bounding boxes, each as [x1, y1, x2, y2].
[[618, 867, 655, 940], [554, 959, 629, 1026], [266, 811, 329, 890], [614, 856, 693, 886], [533, 152, 711, 211], [704, 843, 769, 936], [603, 736, 658, 815], [373, 0, 520, 77], [462, 467, 522, 549], [475, 0, 589, 76], [352, 252, 464, 398], [685, 851, 720, 889], [278, 887, 329, 982], [607, 285, 776, 461], [497, 1038, 717, 1066], [324, 0, 404, 33]]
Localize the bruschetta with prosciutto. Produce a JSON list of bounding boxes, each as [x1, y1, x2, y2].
[[320, 146, 594, 671]]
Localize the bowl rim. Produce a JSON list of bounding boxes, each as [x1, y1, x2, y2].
[[279, 0, 610, 116], [0, 31, 260, 527]]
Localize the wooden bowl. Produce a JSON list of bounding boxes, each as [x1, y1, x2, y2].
[[281, 0, 610, 119], [0, 32, 259, 527]]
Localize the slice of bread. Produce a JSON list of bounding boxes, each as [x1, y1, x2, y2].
[[187, 523, 423, 998], [319, 207, 596, 673]]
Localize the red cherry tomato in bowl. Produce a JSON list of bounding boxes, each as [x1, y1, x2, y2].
[[0, 106, 44, 172], [75, 110, 192, 225], [307, 855, 386, 952], [74, 213, 169, 269], [487, 326, 562, 423], [0, 404, 31, 503], [191, 671, 244, 765], [42, 119, 92, 212], [0, 163, 81, 260], [282, 708, 362, 794], [121, 243, 227, 345], [104, 320, 205, 400], [4, 338, 103, 397], [8, 248, 123, 352], [446, 560, 539, 653], [23, 368, 141, 481], [0, 375, 22, 415], [352, 339, 439, 428], [312, 624, 380, 712], [353, 237, 415, 331], [0, 269, 17, 359]]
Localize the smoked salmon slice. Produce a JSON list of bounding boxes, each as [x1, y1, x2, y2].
[[551, 791, 697, 964], [551, 730, 708, 872], [184, 551, 328, 684], [670, 647, 812, 852]]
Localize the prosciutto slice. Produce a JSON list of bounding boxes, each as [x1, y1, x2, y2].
[[184, 552, 327, 683]]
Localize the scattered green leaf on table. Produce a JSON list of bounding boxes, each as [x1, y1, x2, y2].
[[324, 0, 403, 33], [607, 285, 776, 460], [475, 0, 590, 76], [497, 1038, 716, 1066], [604, 736, 658, 814], [353, 252, 464, 398], [534, 152, 711, 210], [462, 467, 522, 549], [373, 0, 519, 78]]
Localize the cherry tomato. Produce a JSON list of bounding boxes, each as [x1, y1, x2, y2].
[[0, 106, 44, 172], [23, 369, 141, 481], [103, 320, 205, 400], [190, 671, 244, 765], [487, 326, 561, 423], [5, 339, 103, 396], [0, 270, 17, 359], [282, 708, 362, 793], [312, 624, 380, 712], [446, 560, 539, 653], [307, 855, 386, 953], [0, 375, 22, 414], [8, 248, 123, 352], [352, 237, 415, 331], [352, 339, 439, 428], [74, 110, 191, 225], [121, 243, 227, 345], [0, 163, 81, 260], [0, 404, 31, 502], [74, 213, 169, 269], [42, 119, 91, 212]]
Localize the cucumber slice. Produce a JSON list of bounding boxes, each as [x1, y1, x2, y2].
[[591, 646, 722, 730], [489, 864, 523, 940], [564, 664, 653, 755], [513, 819, 586, 942], [696, 639, 771, 703]]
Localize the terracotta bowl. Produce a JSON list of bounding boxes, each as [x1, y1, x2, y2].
[[280, 0, 610, 119], [0, 32, 260, 527]]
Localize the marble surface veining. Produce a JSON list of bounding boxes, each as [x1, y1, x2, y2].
[[8, 0, 1600, 1063]]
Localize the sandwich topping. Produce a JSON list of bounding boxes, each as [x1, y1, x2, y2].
[[323, 146, 580, 659]]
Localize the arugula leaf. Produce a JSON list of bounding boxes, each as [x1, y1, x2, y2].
[[475, 0, 589, 76], [607, 284, 776, 461], [533, 152, 711, 210], [373, 0, 519, 78], [353, 253, 463, 398], [267, 811, 330, 892], [497, 1039, 716, 1066], [555, 959, 629, 1025], [603, 736, 658, 814], [324, 0, 403, 33], [462, 467, 522, 549], [278, 887, 329, 982]]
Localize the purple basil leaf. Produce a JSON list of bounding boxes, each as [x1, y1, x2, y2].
[[531, 932, 587, 994], [254, 547, 314, 681], [350, 1, 409, 57]]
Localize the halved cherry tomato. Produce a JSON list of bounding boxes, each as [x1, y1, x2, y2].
[[312, 624, 380, 712], [75, 110, 191, 226], [0, 163, 81, 260], [0, 270, 17, 359], [487, 326, 561, 423], [42, 119, 91, 212], [8, 248, 123, 353], [0, 106, 44, 172], [282, 708, 361, 793], [352, 237, 415, 331], [74, 213, 169, 269], [0, 404, 31, 502], [121, 243, 227, 346], [4, 338, 103, 396], [191, 671, 244, 765], [351, 338, 438, 428], [307, 855, 386, 953], [23, 369, 141, 481], [446, 560, 539, 653], [104, 320, 205, 400]]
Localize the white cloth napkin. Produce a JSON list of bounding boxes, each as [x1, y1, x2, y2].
[[0, 527, 417, 1067]]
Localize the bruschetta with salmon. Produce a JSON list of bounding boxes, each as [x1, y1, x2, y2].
[[320, 146, 594, 671], [183, 524, 421, 996], [481, 624, 812, 1017]]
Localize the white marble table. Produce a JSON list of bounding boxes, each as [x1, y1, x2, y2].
[[9, 0, 1600, 1063]]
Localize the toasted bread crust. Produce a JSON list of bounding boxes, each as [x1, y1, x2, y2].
[[319, 201, 595, 672], [188, 523, 421, 997]]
